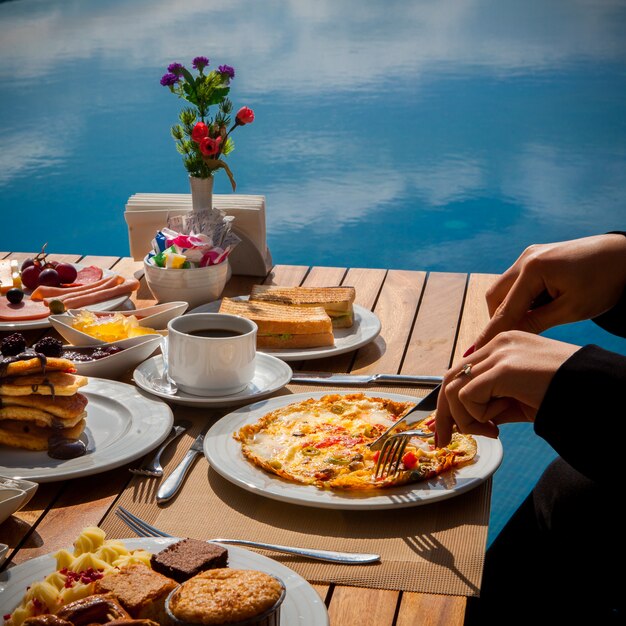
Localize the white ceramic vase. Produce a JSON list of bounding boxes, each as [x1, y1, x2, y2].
[[189, 175, 214, 212]]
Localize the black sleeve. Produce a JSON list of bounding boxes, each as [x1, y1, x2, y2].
[[593, 290, 626, 337], [534, 344, 625, 482], [592, 230, 626, 337]]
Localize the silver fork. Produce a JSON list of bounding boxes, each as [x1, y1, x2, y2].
[[374, 429, 434, 479], [115, 506, 380, 564], [368, 383, 440, 451], [130, 421, 191, 477]]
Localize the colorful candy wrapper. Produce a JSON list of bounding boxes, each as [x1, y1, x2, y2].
[[148, 207, 240, 269]]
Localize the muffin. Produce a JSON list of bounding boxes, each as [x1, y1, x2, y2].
[[151, 538, 228, 583], [166, 569, 286, 626]]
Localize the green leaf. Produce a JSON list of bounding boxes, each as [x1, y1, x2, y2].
[[205, 87, 230, 106], [180, 67, 196, 86], [221, 136, 234, 156]]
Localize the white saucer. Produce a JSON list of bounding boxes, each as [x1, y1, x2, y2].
[[133, 353, 292, 408]]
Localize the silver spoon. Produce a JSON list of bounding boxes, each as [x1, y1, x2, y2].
[[151, 337, 178, 395]]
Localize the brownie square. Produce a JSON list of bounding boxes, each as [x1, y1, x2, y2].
[[150, 538, 228, 583]]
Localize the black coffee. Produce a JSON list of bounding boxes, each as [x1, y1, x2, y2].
[[188, 328, 242, 338]]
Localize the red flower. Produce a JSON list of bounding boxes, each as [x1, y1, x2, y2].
[[199, 136, 222, 156], [191, 122, 209, 143], [236, 106, 255, 125]]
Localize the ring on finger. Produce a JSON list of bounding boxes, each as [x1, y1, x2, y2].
[[455, 363, 473, 378]]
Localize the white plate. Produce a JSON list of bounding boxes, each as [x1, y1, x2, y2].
[[133, 353, 292, 408], [0, 264, 131, 332], [190, 299, 381, 361], [204, 391, 504, 510], [0, 379, 173, 482], [0, 537, 329, 625]]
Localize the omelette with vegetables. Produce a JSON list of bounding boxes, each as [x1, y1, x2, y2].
[[234, 393, 477, 490]]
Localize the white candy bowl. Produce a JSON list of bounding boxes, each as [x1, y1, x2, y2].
[[143, 256, 231, 309]]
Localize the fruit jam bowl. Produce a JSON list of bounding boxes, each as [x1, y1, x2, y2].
[[143, 256, 231, 309], [62, 335, 163, 379]]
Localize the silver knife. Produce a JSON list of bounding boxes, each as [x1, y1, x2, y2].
[[157, 424, 210, 504], [368, 384, 441, 451], [290, 372, 443, 386]]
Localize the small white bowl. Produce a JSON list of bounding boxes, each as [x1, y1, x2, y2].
[[50, 313, 165, 346], [143, 256, 231, 309], [67, 301, 188, 330], [63, 335, 162, 378], [0, 476, 39, 524]]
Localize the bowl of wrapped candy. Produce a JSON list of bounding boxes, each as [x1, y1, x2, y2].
[[144, 211, 238, 309]]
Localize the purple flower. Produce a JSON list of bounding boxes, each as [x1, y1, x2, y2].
[[218, 64, 235, 79], [167, 62, 185, 76], [192, 56, 209, 70], [160, 73, 180, 86]]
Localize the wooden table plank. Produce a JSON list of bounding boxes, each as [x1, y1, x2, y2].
[[452, 273, 498, 366], [264, 264, 309, 286], [352, 269, 427, 374], [396, 593, 466, 626], [8, 467, 132, 566], [327, 587, 398, 626], [402, 272, 467, 376], [223, 273, 262, 298], [79, 255, 120, 269], [304, 266, 347, 286]]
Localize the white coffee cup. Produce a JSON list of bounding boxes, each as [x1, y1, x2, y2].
[[167, 313, 257, 396]]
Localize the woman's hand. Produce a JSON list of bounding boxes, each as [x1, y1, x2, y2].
[[435, 331, 579, 447], [472, 234, 626, 351]]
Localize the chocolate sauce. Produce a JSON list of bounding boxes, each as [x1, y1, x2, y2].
[[1, 344, 81, 458], [47, 435, 87, 460], [0, 350, 47, 377], [0, 350, 56, 398]]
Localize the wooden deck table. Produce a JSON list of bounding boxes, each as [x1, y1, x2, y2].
[[0, 251, 498, 626]]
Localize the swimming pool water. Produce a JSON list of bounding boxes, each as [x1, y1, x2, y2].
[[1, 0, 625, 543]]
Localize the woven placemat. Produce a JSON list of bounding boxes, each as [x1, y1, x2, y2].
[[101, 385, 491, 596]]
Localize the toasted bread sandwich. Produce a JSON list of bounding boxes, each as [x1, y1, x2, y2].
[[219, 298, 334, 349], [250, 285, 356, 328]]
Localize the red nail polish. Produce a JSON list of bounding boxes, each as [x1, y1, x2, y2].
[[463, 344, 476, 357]]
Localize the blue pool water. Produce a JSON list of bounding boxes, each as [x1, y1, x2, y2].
[[1, 0, 625, 542]]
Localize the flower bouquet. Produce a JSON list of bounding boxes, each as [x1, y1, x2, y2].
[[161, 56, 254, 191]]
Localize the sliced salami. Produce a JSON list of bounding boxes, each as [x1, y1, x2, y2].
[[75, 266, 103, 285]]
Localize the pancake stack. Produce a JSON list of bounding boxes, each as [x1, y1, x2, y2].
[[0, 334, 88, 451]]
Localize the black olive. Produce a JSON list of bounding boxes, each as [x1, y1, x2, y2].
[[6, 288, 24, 305]]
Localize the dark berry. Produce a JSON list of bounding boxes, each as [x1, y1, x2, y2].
[[33, 337, 64, 358], [6, 288, 24, 304], [0, 333, 26, 356]]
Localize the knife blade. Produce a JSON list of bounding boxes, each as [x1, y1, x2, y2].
[[368, 384, 441, 451], [156, 423, 211, 504], [290, 372, 443, 386]]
